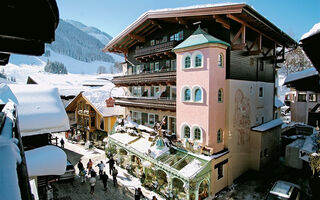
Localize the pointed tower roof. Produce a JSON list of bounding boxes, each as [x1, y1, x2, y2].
[[173, 27, 230, 51]]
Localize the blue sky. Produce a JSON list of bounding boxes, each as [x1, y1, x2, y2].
[[56, 0, 320, 41]]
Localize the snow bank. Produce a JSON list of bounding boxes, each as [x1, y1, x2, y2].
[[301, 22, 320, 40], [284, 67, 318, 85], [25, 145, 67, 176]]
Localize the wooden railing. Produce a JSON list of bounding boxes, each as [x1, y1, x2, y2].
[[134, 41, 179, 57]]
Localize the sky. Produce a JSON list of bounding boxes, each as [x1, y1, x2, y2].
[[56, 0, 320, 42]]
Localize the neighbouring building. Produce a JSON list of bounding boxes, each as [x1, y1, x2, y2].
[[102, 3, 296, 199], [283, 67, 320, 126], [0, 84, 69, 200], [65, 86, 124, 146]]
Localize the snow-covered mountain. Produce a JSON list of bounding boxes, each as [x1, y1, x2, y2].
[[65, 19, 113, 45], [8, 19, 123, 75]]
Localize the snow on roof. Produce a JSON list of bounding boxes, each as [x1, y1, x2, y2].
[[287, 139, 305, 148], [275, 97, 285, 108], [109, 133, 137, 145], [25, 145, 67, 176], [284, 67, 318, 85], [107, 3, 242, 47], [252, 118, 283, 132], [6, 84, 70, 136], [0, 84, 17, 105], [82, 87, 124, 117], [0, 102, 22, 200], [130, 137, 153, 154], [301, 22, 320, 40], [179, 159, 203, 178]]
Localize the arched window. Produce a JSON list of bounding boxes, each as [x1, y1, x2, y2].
[[194, 88, 202, 102], [195, 54, 202, 67], [218, 53, 223, 67], [194, 127, 201, 140], [184, 126, 190, 138], [185, 56, 191, 68], [184, 88, 191, 101], [217, 129, 222, 143], [218, 89, 223, 103]]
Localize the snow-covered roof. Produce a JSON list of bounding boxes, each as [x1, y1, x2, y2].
[[287, 139, 305, 149], [301, 22, 320, 40], [179, 159, 203, 178], [25, 145, 67, 176], [252, 118, 283, 132], [274, 97, 285, 108], [1, 84, 70, 136], [283, 67, 318, 85], [300, 131, 318, 154], [0, 102, 22, 200], [82, 87, 124, 117]]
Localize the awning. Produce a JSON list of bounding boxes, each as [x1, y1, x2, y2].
[[251, 118, 283, 132], [25, 145, 67, 176]]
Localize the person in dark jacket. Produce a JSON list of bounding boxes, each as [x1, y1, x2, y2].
[[112, 167, 118, 187], [77, 160, 84, 171], [134, 187, 145, 200], [60, 138, 65, 148], [100, 172, 108, 191], [106, 157, 115, 175]]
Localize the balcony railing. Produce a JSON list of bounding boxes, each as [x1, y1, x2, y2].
[[134, 40, 179, 57], [114, 96, 176, 112], [112, 70, 176, 86]]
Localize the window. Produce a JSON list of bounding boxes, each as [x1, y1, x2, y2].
[[195, 54, 202, 67], [169, 117, 176, 134], [171, 59, 176, 71], [184, 88, 191, 101], [184, 126, 190, 138], [170, 35, 175, 41], [161, 36, 167, 43], [150, 63, 154, 72], [309, 94, 317, 102], [150, 40, 155, 46], [259, 87, 264, 98], [166, 60, 170, 68], [218, 54, 223, 67], [90, 117, 95, 127], [154, 86, 160, 98], [132, 87, 141, 97], [132, 111, 141, 124], [170, 87, 176, 100], [298, 93, 306, 102], [217, 129, 222, 143], [217, 164, 223, 180], [185, 56, 191, 68], [261, 117, 264, 124], [260, 60, 264, 71], [194, 88, 202, 102], [148, 114, 155, 126], [100, 119, 104, 130], [218, 89, 223, 103], [155, 62, 160, 71], [141, 113, 148, 125], [194, 127, 201, 140]]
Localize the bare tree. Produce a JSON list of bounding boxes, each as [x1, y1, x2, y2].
[[283, 46, 313, 75], [97, 65, 107, 74]]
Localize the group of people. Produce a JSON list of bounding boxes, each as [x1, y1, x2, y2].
[[76, 157, 119, 195]]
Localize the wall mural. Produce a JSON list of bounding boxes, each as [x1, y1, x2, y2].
[[234, 89, 251, 145]]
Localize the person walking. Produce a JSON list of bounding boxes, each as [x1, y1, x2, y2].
[[112, 167, 118, 187], [89, 175, 96, 195], [152, 196, 157, 200], [87, 159, 93, 175], [100, 172, 109, 191], [60, 138, 65, 148], [134, 187, 145, 200], [96, 161, 105, 177], [106, 156, 115, 175]]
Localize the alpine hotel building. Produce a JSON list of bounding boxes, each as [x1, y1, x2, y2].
[[103, 4, 297, 199]]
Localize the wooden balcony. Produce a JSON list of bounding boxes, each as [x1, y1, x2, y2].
[[135, 41, 179, 57], [115, 96, 176, 112], [112, 70, 176, 86]]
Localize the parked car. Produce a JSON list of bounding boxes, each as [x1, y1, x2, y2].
[[59, 160, 75, 181], [265, 180, 301, 200]]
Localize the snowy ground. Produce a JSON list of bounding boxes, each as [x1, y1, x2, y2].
[[53, 132, 163, 200]]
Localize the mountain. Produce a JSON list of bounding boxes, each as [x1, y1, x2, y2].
[[8, 19, 123, 75], [65, 19, 113, 45]]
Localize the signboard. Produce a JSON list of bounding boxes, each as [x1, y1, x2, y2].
[[106, 97, 115, 107]]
